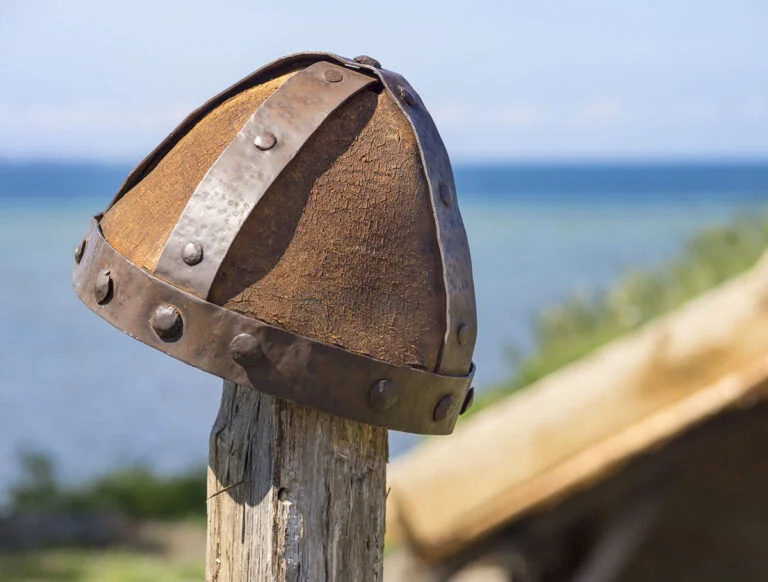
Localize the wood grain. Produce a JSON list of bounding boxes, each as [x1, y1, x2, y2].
[[207, 381, 387, 582], [388, 397, 768, 581]]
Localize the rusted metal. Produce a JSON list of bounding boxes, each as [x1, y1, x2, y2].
[[457, 323, 470, 346], [370, 63, 477, 377], [75, 239, 86, 264], [150, 305, 183, 342], [396, 85, 416, 106], [369, 379, 399, 412], [83, 52, 477, 432], [153, 61, 376, 299], [353, 55, 381, 68], [73, 219, 474, 435], [323, 69, 344, 83], [102, 52, 476, 379], [105, 53, 477, 373], [230, 333, 263, 367], [93, 269, 112, 304], [433, 395, 457, 422]]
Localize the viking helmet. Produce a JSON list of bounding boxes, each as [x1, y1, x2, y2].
[[72, 52, 476, 435]]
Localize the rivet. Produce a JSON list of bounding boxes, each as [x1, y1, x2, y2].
[[460, 387, 475, 415], [182, 241, 203, 266], [439, 182, 453, 208], [323, 69, 344, 83], [94, 269, 113, 304], [353, 55, 382, 68], [230, 333, 262, 367], [397, 85, 416, 106], [75, 239, 86, 264], [254, 132, 277, 151], [457, 323, 470, 345], [151, 305, 183, 342], [369, 379, 399, 412], [433, 395, 457, 422]]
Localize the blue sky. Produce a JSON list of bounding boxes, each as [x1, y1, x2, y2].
[[1, 0, 766, 162]]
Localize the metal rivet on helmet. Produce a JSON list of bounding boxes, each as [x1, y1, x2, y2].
[[439, 182, 453, 208], [369, 379, 399, 412], [397, 85, 416, 106], [254, 132, 277, 151], [434, 395, 457, 422], [230, 333, 262, 367], [323, 69, 344, 83], [75, 239, 86, 264], [182, 241, 204, 266], [457, 323, 470, 346], [151, 305, 183, 342], [353, 55, 382, 68], [94, 269, 112, 304]]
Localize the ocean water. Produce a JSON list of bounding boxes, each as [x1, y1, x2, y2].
[[2, 160, 768, 494]]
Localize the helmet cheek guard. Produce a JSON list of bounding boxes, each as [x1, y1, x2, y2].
[[72, 53, 476, 435]]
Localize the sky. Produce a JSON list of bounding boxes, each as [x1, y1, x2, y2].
[[1, 0, 767, 163]]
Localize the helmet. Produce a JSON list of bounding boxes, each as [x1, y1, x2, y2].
[[72, 52, 476, 435]]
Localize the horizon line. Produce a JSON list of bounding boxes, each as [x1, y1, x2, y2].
[[3, 154, 768, 169]]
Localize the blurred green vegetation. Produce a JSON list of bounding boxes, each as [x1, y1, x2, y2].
[[473, 211, 768, 412], [7, 451, 205, 520], [0, 549, 203, 582]]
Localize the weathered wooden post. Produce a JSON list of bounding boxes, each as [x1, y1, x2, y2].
[[71, 52, 476, 581]]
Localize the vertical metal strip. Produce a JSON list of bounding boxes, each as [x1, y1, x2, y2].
[[154, 62, 375, 298], [373, 69, 477, 377]]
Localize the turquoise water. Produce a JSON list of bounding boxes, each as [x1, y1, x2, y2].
[[2, 161, 768, 493]]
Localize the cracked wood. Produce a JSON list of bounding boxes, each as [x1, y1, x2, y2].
[[207, 382, 388, 582]]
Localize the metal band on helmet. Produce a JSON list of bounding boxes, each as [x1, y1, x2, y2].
[[154, 62, 376, 299], [74, 218, 474, 434]]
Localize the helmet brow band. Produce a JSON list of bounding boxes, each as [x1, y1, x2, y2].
[[154, 61, 376, 299], [73, 219, 474, 435]]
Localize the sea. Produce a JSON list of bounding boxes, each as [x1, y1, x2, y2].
[[2, 160, 768, 496]]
